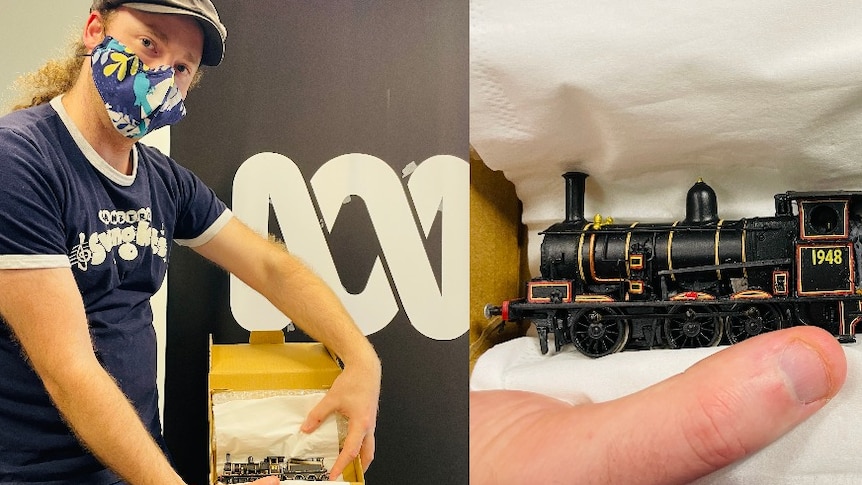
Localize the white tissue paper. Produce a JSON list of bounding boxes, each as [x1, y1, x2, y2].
[[470, 0, 862, 274], [470, 1, 862, 482]]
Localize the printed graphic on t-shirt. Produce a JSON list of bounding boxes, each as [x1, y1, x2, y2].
[[69, 207, 169, 270]]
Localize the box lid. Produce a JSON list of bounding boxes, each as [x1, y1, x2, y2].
[[210, 338, 342, 391]]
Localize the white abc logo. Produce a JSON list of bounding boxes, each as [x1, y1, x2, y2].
[[230, 152, 469, 340]]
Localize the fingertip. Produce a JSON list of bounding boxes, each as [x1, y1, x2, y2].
[[301, 407, 326, 434], [327, 454, 350, 483], [330, 443, 362, 480], [304, 395, 339, 434], [360, 434, 375, 471], [712, 326, 847, 405], [786, 325, 848, 397], [300, 417, 318, 434], [697, 326, 847, 399], [778, 329, 846, 405], [588, 327, 849, 483]]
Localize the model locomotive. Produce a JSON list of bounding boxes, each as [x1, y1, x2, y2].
[[217, 454, 329, 483], [485, 172, 862, 357]]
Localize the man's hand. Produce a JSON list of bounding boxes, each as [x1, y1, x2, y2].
[[301, 359, 381, 481], [470, 326, 847, 485]]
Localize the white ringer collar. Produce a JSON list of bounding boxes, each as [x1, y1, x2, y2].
[[50, 95, 138, 187]]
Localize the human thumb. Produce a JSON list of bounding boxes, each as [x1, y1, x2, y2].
[[470, 326, 846, 485], [570, 325, 847, 484]]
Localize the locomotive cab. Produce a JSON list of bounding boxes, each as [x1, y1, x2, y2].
[[785, 191, 862, 339], [794, 194, 854, 296]]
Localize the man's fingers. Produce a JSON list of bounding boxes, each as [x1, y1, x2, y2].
[[250, 476, 279, 485], [359, 432, 375, 471], [302, 394, 337, 434], [471, 326, 847, 485], [301, 370, 378, 480], [328, 425, 365, 481]]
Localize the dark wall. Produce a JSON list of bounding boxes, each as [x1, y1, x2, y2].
[[164, 1, 468, 484]]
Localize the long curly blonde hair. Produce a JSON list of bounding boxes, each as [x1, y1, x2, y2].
[[8, 42, 90, 112], [8, 7, 201, 112]]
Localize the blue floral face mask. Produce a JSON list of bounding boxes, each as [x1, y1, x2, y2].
[[90, 36, 187, 139]]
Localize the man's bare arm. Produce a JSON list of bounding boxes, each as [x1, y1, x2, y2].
[[0, 267, 184, 485]]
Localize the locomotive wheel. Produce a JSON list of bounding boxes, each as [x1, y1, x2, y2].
[[664, 305, 723, 349], [569, 308, 629, 358], [726, 303, 784, 344]]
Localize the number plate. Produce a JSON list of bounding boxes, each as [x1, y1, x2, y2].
[[797, 243, 853, 295]]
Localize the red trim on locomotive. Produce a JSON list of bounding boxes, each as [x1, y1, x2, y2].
[[669, 291, 716, 301], [629, 254, 644, 271]]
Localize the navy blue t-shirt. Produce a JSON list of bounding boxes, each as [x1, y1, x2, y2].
[[0, 97, 230, 483]]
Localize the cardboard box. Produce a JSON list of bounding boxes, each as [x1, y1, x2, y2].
[[209, 331, 364, 484], [469, 151, 530, 373]]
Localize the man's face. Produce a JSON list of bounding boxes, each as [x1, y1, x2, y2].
[[101, 6, 205, 98]]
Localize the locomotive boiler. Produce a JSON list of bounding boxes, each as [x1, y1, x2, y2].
[[485, 172, 862, 357]]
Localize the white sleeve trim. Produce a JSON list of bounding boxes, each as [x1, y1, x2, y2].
[[174, 209, 233, 248], [0, 254, 71, 269]]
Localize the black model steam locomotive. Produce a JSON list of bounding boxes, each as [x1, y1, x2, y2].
[[485, 172, 862, 357], [218, 454, 329, 483]]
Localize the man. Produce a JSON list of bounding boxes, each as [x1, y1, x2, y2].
[[0, 1, 380, 483]]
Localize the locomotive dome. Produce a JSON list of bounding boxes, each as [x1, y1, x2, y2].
[[684, 178, 718, 225]]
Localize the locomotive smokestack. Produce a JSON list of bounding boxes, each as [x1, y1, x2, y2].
[[563, 172, 588, 223]]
